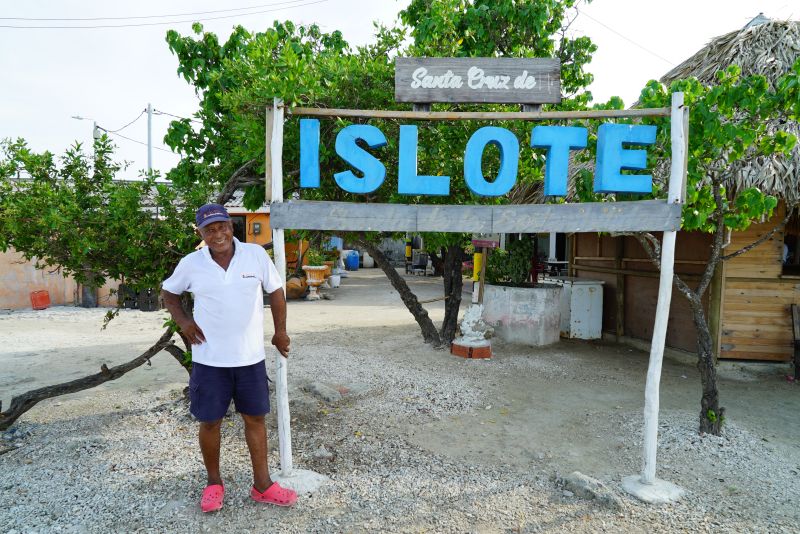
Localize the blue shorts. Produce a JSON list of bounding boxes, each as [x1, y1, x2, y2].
[[189, 360, 270, 422]]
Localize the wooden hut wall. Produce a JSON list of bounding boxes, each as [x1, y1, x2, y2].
[[571, 232, 711, 353], [719, 204, 795, 361]]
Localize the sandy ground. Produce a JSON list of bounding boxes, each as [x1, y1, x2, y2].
[[2, 269, 800, 532]]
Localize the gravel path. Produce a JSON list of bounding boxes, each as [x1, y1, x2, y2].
[[2, 271, 800, 532]]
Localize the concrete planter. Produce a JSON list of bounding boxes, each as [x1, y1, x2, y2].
[[481, 283, 562, 346]]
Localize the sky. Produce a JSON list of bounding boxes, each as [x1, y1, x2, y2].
[[0, 0, 796, 179]]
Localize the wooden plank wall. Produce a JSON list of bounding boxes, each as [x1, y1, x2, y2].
[[573, 204, 798, 361], [572, 232, 709, 353], [720, 204, 796, 361]]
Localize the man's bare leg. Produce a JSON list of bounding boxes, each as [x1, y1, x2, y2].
[[242, 414, 273, 492], [199, 419, 223, 486]]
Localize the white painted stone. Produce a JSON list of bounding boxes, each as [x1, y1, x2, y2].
[[458, 304, 493, 344], [273, 468, 329, 495], [622, 475, 685, 504]]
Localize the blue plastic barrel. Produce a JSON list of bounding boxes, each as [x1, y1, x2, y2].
[[346, 250, 360, 271]]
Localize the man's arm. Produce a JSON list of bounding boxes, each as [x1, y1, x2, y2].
[[269, 288, 290, 358], [161, 290, 206, 345]]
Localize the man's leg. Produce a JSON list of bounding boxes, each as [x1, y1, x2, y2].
[[241, 414, 272, 492], [199, 419, 224, 486]]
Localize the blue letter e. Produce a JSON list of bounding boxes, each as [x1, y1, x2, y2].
[[594, 124, 657, 194], [334, 125, 387, 194]]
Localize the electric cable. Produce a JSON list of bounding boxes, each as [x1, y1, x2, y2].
[[0, 0, 316, 21], [153, 109, 203, 124], [576, 8, 676, 66], [0, 0, 331, 29], [96, 126, 179, 155], [105, 109, 146, 133]]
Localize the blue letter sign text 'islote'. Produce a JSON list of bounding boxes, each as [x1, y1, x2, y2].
[[298, 119, 657, 197]]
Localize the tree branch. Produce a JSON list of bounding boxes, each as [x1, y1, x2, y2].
[[721, 205, 795, 262], [0, 329, 176, 430], [215, 159, 256, 205]]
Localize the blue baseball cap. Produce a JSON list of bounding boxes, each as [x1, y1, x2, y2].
[[195, 203, 231, 229]]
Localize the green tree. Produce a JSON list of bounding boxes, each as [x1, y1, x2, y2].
[[0, 136, 211, 429], [164, 0, 598, 347], [575, 63, 799, 435], [0, 137, 206, 297]]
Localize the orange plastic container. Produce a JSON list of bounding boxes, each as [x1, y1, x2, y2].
[[30, 290, 51, 310]]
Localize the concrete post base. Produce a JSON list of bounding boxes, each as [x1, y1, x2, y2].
[[622, 475, 685, 504], [273, 468, 329, 495]]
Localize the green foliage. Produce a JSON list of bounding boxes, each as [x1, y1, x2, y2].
[[632, 63, 798, 234], [303, 248, 326, 266], [486, 236, 533, 285], [163, 1, 599, 257], [0, 137, 207, 293]]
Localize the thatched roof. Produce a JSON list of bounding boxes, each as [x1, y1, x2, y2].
[[512, 16, 800, 205]]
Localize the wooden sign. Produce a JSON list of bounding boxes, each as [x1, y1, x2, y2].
[[395, 57, 561, 104]]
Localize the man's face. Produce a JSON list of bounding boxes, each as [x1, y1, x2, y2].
[[198, 221, 234, 256]]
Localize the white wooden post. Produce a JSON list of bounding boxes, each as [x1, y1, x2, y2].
[[623, 92, 688, 503], [268, 98, 328, 494], [548, 231, 557, 262], [267, 98, 292, 476]]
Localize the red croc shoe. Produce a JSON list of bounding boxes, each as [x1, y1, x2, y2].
[[200, 483, 224, 513], [250, 482, 298, 507]]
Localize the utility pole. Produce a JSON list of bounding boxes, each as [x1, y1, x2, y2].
[[147, 103, 153, 174]]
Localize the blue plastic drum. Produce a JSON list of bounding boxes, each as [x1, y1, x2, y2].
[[346, 250, 360, 271]]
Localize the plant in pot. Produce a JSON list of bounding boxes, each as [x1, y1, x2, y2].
[[302, 248, 328, 300], [482, 235, 562, 346]]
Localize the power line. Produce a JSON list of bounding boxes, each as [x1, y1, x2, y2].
[[0, 0, 316, 21], [0, 0, 331, 29], [577, 9, 676, 67], [153, 109, 203, 124], [105, 109, 147, 133], [97, 126, 179, 155]]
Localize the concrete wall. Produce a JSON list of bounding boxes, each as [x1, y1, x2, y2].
[[1, 249, 118, 310], [0, 249, 78, 309]]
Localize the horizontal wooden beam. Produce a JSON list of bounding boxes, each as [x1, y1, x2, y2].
[[287, 106, 671, 121], [572, 263, 701, 281], [269, 199, 682, 233], [574, 256, 709, 265]]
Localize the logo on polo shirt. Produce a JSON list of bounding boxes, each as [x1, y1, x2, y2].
[[241, 273, 257, 279]]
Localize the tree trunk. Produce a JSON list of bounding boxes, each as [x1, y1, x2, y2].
[[429, 248, 446, 277], [358, 239, 442, 347], [687, 296, 724, 434], [0, 329, 177, 430], [440, 244, 465, 345], [80, 269, 98, 308]]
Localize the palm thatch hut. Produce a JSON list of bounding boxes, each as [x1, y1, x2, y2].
[[512, 16, 800, 361]]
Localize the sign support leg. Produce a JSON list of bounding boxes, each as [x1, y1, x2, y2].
[[267, 98, 328, 494], [622, 92, 688, 504]]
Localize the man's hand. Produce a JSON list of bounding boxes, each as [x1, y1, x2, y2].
[[272, 331, 290, 358], [179, 319, 206, 345]]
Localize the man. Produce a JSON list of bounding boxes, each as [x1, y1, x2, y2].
[[162, 203, 297, 512]]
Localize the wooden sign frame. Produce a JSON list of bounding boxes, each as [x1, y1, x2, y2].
[[266, 93, 690, 502]]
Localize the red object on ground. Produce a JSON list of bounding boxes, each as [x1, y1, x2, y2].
[[30, 290, 51, 310], [250, 482, 298, 507], [451, 341, 492, 359], [200, 483, 225, 513]]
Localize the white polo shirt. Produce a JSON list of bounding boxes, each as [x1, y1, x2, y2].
[[162, 238, 282, 367]]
